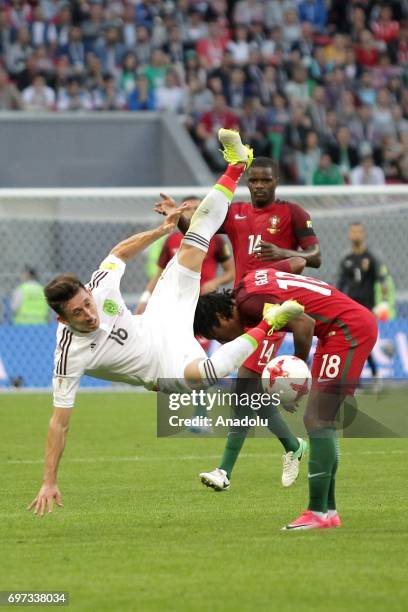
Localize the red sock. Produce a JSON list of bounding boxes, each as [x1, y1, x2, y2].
[[245, 319, 270, 345], [216, 164, 245, 196]]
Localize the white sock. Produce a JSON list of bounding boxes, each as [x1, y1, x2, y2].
[[327, 510, 338, 518], [183, 188, 230, 254], [198, 336, 257, 384]]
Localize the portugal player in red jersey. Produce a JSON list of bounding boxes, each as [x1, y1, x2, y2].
[[194, 269, 378, 530], [156, 157, 322, 489]]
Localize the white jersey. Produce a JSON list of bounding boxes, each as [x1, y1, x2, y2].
[[52, 253, 206, 408]]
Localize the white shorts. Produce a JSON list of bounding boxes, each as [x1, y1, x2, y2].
[[143, 254, 206, 389]]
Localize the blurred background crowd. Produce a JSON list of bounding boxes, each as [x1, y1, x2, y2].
[[0, 0, 407, 184]]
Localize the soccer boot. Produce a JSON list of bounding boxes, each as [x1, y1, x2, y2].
[[282, 509, 331, 531], [199, 468, 230, 491], [282, 437, 308, 487], [218, 128, 253, 168], [263, 300, 304, 332]]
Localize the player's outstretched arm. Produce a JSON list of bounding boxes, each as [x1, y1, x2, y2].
[[285, 314, 315, 363], [111, 206, 188, 263], [28, 408, 72, 516]]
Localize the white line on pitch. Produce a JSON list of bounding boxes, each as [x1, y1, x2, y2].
[[1, 448, 407, 465]]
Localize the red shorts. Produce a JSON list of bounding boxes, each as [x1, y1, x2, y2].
[[311, 312, 378, 396], [242, 331, 285, 374]]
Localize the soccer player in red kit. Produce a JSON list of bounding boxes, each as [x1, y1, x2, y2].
[[194, 269, 378, 529], [156, 157, 321, 490]]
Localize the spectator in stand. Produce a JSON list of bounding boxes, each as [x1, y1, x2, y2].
[[371, 4, 399, 54], [292, 21, 315, 59], [356, 70, 376, 107], [324, 33, 348, 69], [224, 67, 251, 114], [298, 0, 327, 33], [312, 152, 344, 185], [0, 66, 22, 110], [265, 0, 298, 28], [354, 29, 380, 68], [163, 25, 187, 66], [295, 129, 321, 185], [56, 76, 93, 111], [6, 26, 33, 77], [93, 73, 126, 111], [350, 154, 385, 186], [94, 25, 126, 78], [128, 74, 156, 111], [133, 25, 152, 65], [372, 87, 395, 144], [285, 64, 311, 108], [119, 52, 138, 97], [195, 92, 239, 170], [239, 96, 268, 156], [282, 9, 302, 47], [185, 8, 207, 44], [0, 7, 11, 58], [156, 69, 186, 113], [233, 0, 265, 26], [144, 49, 169, 91], [80, 0, 106, 49], [348, 103, 375, 150], [265, 92, 290, 160], [58, 26, 86, 72], [22, 72, 55, 111], [328, 126, 359, 181], [227, 24, 252, 66], [185, 76, 214, 119], [48, 2, 72, 52], [309, 85, 327, 134], [122, 3, 137, 50], [196, 19, 228, 70]]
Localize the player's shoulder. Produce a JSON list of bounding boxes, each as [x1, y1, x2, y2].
[[276, 199, 309, 215]]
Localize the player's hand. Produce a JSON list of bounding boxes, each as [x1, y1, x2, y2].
[[154, 193, 177, 216], [28, 483, 63, 516], [159, 204, 189, 235], [200, 279, 220, 294], [255, 241, 286, 261], [135, 302, 147, 315]]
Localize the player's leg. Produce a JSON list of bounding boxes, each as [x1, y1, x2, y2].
[[284, 315, 377, 530], [178, 129, 252, 273], [184, 300, 305, 387]]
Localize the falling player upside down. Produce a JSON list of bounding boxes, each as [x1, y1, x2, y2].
[[194, 267, 378, 530], [28, 129, 303, 516]]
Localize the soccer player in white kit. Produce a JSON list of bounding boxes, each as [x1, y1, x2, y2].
[[28, 130, 303, 515]]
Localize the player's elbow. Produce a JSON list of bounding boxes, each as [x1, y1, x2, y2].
[[110, 245, 127, 262]]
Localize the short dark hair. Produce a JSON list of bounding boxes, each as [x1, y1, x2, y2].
[[194, 290, 235, 338], [250, 157, 279, 177], [44, 274, 86, 316]]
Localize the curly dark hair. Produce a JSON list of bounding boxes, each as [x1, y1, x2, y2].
[[194, 289, 235, 338]]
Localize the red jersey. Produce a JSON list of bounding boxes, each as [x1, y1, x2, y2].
[[158, 232, 231, 290], [221, 200, 318, 286], [236, 269, 375, 341]]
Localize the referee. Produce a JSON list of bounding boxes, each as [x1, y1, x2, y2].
[[337, 222, 387, 381]]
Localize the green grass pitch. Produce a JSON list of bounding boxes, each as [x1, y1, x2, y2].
[[1, 392, 407, 612]]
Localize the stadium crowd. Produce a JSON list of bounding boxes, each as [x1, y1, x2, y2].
[[0, 0, 406, 184]]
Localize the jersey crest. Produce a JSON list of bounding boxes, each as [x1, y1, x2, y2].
[[267, 215, 280, 234]]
